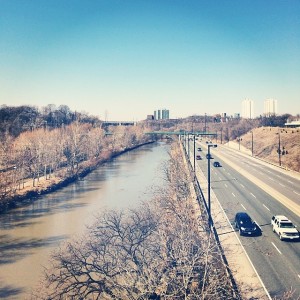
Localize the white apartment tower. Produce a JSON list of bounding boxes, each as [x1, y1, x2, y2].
[[264, 99, 277, 117], [241, 99, 254, 119]]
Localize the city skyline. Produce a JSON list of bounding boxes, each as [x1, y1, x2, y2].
[[1, 1, 299, 121]]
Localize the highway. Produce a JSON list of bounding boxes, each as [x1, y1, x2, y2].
[[192, 140, 300, 299]]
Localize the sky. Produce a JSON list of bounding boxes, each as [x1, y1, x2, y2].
[[1, 0, 300, 121]]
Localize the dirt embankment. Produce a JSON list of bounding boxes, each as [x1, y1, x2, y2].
[[239, 126, 300, 172]]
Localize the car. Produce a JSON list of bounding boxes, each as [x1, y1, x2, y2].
[[234, 212, 261, 236], [197, 147, 202, 151], [206, 153, 213, 159], [213, 161, 221, 167], [196, 155, 202, 160], [271, 215, 299, 240]]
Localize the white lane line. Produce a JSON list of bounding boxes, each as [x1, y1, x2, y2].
[[250, 193, 256, 198], [279, 183, 285, 187], [268, 177, 274, 181], [241, 204, 247, 210], [293, 191, 300, 196], [219, 177, 222, 180], [224, 184, 228, 188], [240, 184, 245, 188], [263, 204, 270, 211], [288, 180, 293, 184], [276, 174, 281, 178], [232, 193, 236, 197], [267, 170, 271, 173], [298, 274, 300, 279], [227, 172, 231, 175], [271, 242, 282, 255]]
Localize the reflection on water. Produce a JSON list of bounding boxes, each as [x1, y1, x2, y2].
[[0, 142, 169, 299]]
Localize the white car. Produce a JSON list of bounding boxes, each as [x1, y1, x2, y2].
[[271, 215, 299, 241]]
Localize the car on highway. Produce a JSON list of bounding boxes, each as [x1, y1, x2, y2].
[[271, 215, 299, 241], [213, 161, 221, 167], [196, 155, 202, 160], [234, 212, 261, 236], [206, 154, 213, 159], [197, 147, 202, 151]]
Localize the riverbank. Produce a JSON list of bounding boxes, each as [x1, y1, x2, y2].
[[0, 141, 155, 213]]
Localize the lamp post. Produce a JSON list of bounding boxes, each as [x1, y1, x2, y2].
[[208, 144, 217, 228], [187, 133, 190, 159], [193, 134, 196, 172], [251, 131, 254, 157]]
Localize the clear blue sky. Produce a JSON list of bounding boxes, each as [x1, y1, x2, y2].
[[1, 0, 299, 120]]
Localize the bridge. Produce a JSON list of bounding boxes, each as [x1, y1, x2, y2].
[[145, 131, 217, 136], [102, 121, 135, 127]]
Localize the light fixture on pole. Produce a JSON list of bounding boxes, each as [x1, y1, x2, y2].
[[208, 144, 217, 228]]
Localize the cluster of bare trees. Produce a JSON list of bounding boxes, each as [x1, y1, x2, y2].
[[0, 122, 151, 200], [34, 143, 237, 299]]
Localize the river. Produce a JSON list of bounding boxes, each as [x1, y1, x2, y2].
[[0, 141, 170, 299]]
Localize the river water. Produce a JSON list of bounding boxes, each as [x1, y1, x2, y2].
[[0, 142, 170, 299]]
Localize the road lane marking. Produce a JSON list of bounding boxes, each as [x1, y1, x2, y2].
[[219, 176, 222, 180], [250, 193, 256, 198], [288, 180, 293, 184], [214, 146, 300, 216], [271, 242, 282, 255], [268, 177, 274, 181], [224, 184, 228, 188], [279, 183, 285, 187], [227, 172, 231, 175], [298, 274, 300, 279], [240, 184, 245, 188], [241, 204, 247, 210], [232, 193, 236, 197], [293, 191, 300, 196], [263, 204, 270, 211]]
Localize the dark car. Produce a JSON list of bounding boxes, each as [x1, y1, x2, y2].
[[234, 212, 261, 236], [196, 155, 202, 160], [213, 161, 221, 167], [197, 147, 202, 151], [206, 153, 213, 159]]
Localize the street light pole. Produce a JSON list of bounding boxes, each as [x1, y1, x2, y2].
[[278, 129, 281, 166], [207, 144, 217, 228], [251, 131, 254, 157], [187, 133, 190, 159], [193, 134, 196, 172]]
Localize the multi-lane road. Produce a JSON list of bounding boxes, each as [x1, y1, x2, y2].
[[192, 140, 300, 299]]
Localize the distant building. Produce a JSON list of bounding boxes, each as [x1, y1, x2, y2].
[[162, 109, 169, 119], [157, 110, 161, 120], [241, 99, 254, 119], [264, 99, 277, 117], [153, 108, 169, 120]]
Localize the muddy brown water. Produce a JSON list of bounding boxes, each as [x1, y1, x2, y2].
[[0, 142, 170, 299]]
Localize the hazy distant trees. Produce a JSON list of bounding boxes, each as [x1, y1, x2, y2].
[[0, 104, 101, 138], [35, 143, 237, 299]]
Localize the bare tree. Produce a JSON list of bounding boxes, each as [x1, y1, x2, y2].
[[35, 141, 238, 299]]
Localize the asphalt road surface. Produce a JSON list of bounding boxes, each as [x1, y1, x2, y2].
[[194, 141, 300, 299]]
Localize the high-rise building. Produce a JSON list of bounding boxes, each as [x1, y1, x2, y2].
[[264, 99, 277, 117], [153, 108, 169, 120], [241, 99, 254, 119], [162, 109, 169, 119], [157, 110, 161, 120]]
